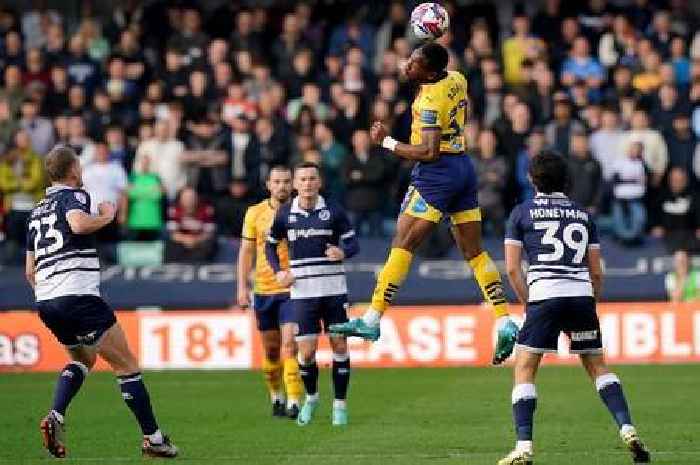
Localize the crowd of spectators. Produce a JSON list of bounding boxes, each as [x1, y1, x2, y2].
[[1, 0, 700, 266]]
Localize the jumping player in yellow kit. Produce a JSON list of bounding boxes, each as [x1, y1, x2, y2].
[[331, 42, 519, 364], [238, 166, 304, 419]]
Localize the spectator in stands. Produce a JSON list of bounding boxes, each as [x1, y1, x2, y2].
[[567, 129, 602, 215], [665, 250, 700, 302], [134, 119, 185, 201], [598, 14, 638, 69], [124, 155, 164, 241], [545, 92, 585, 156], [502, 10, 544, 87], [666, 114, 697, 176], [314, 121, 347, 202], [632, 48, 662, 95], [561, 36, 605, 93], [621, 108, 669, 189], [611, 141, 648, 245], [65, 33, 101, 96], [19, 98, 54, 156], [181, 117, 229, 200], [1, 65, 25, 115], [224, 114, 260, 195], [516, 126, 546, 202], [0, 129, 44, 262], [167, 7, 208, 67], [82, 140, 127, 252], [590, 107, 624, 182], [474, 128, 508, 236], [0, 96, 18, 155], [166, 186, 217, 263], [651, 167, 700, 254], [255, 117, 289, 178], [343, 129, 387, 237]]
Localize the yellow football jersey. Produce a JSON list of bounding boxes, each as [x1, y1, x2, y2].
[[241, 199, 289, 295], [410, 70, 468, 154]]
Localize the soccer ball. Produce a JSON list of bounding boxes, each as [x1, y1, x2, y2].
[[410, 3, 449, 41]]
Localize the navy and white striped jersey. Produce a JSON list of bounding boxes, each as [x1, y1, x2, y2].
[[27, 185, 101, 301], [265, 196, 358, 299], [505, 193, 600, 302]]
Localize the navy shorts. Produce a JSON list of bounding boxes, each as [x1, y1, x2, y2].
[[293, 294, 349, 339], [37, 295, 117, 348], [253, 293, 294, 331], [402, 154, 480, 224], [517, 296, 603, 354]]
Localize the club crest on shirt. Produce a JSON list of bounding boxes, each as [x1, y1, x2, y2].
[[74, 192, 87, 204], [319, 209, 330, 221]]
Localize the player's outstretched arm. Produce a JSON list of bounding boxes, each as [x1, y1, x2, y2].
[[371, 122, 441, 162], [66, 202, 116, 235], [587, 246, 603, 301], [505, 243, 528, 304]]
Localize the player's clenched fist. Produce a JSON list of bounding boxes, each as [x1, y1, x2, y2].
[[370, 121, 388, 145], [97, 201, 116, 221], [275, 270, 295, 287], [325, 244, 345, 261]]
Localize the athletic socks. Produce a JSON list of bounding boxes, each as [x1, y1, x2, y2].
[[51, 361, 88, 416], [512, 384, 537, 445], [262, 357, 283, 402], [370, 248, 413, 313], [596, 373, 633, 429], [117, 372, 159, 435], [332, 353, 350, 402], [283, 357, 303, 407], [468, 251, 509, 318], [298, 357, 319, 397]]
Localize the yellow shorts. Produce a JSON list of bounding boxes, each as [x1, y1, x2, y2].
[[401, 186, 481, 225]]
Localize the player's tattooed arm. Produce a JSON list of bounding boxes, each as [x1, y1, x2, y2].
[[587, 246, 603, 301], [505, 243, 528, 303], [370, 122, 441, 162], [25, 252, 36, 289]]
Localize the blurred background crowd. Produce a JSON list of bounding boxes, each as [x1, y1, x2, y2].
[[1, 0, 700, 277]]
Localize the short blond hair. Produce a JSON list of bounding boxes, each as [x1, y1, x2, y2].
[[45, 145, 78, 183]]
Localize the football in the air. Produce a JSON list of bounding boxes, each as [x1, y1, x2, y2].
[[410, 2, 449, 41]]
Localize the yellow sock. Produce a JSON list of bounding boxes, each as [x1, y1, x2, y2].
[[262, 357, 282, 400], [370, 247, 414, 313], [283, 358, 303, 404], [468, 251, 509, 318]]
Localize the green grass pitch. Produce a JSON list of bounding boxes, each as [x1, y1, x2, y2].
[[0, 365, 697, 465]]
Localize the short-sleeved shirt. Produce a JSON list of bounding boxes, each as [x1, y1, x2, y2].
[[242, 199, 290, 295], [27, 185, 101, 301], [505, 193, 600, 302], [410, 70, 468, 155], [267, 195, 355, 299]]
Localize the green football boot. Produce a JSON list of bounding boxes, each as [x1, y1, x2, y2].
[[328, 319, 380, 342], [296, 400, 318, 426], [493, 318, 519, 365]]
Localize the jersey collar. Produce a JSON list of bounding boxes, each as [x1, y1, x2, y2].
[[535, 192, 567, 198], [46, 184, 74, 195], [291, 195, 326, 216]]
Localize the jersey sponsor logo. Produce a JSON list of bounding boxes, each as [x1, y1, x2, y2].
[[74, 192, 87, 204], [287, 228, 333, 242], [318, 209, 330, 221], [420, 109, 438, 125], [288, 215, 297, 223], [570, 330, 598, 342]]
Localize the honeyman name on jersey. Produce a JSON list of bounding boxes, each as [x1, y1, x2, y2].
[[529, 208, 590, 221]]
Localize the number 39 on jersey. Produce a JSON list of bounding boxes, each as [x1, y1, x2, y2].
[[505, 194, 600, 302]]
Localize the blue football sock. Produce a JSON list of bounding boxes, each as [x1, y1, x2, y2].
[[51, 361, 88, 416], [332, 354, 350, 401], [298, 359, 319, 397], [596, 374, 633, 428], [512, 384, 537, 441], [117, 372, 159, 435]]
